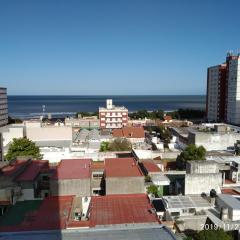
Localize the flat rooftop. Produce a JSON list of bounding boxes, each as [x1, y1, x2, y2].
[[163, 195, 212, 210], [0, 225, 177, 240], [89, 194, 158, 227], [51, 159, 91, 180], [105, 158, 143, 178]]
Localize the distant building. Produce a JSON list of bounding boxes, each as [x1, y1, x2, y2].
[[25, 120, 72, 147], [206, 53, 240, 125], [206, 64, 227, 122], [99, 99, 128, 129], [112, 126, 145, 143], [65, 116, 99, 129], [188, 124, 240, 151], [0, 87, 8, 127]]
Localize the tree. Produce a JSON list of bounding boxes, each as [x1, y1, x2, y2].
[[195, 229, 233, 240], [5, 138, 42, 161], [108, 138, 132, 151], [100, 141, 110, 152], [147, 185, 159, 197], [176, 144, 206, 169]]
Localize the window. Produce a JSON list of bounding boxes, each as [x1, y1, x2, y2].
[[92, 172, 103, 180]]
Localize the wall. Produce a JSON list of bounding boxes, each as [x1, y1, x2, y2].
[[186, 161, 219, 174], [185, 173, 222, 195], [106, 176, 145, 195], [18, 189, 34, 201], [1, 127, 24, 147], [26, 125, 72, 142], [188, 131, 240, 151], [50, 178, 91, 197]]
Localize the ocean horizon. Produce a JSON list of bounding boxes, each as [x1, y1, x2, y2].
[[8, 95, 206, 119]]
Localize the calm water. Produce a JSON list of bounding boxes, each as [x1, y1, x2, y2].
[[8, 95, 206, 119]]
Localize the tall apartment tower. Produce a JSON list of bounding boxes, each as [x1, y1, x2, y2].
[[99, 99, 128, 129], [206, 64, 227, 122], [225, 54, 240, 124], [206, 53, 240, 125], [0, 87, 8, 127]]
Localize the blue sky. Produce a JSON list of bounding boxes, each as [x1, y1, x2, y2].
[[0, 0, 240, 95]]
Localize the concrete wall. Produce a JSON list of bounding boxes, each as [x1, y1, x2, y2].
[[185, 173, 222, 195], [106, 176, 145, 195], [18, 189, 34, 201], [50, 178, 91, 197], [186, 161, 219, 174], [1, 127, 24, 147], [188, 131, 240, 151], [180, 215, 208, 231], [26, 125, 72, 142]]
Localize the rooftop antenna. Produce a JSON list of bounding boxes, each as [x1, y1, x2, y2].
[[42, 105, 46, 117]]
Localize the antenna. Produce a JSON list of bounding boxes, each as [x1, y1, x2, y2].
[[42, 105, 46, 116]]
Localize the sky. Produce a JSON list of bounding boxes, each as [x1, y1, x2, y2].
[[0, 0, 240, 95]]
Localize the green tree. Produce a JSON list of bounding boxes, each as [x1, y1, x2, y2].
[[195, 229, 233, 240], [100, 141, 110, 152], [176, 144, 206, 169], [108, 138, 132, 151], [147, 185, 159, 197], [5, 138, 42, 161]]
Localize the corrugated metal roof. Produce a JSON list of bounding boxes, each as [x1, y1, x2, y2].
[[105, 158, 143, 178]]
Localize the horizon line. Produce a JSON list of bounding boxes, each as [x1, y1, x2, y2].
[[7, 94, 206, 96]]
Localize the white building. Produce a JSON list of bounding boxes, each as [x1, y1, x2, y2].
[[24, 120, 72, 147], [99, 99, 128, 129], [0, 87, 8, 127]]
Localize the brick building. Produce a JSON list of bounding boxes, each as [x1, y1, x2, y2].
[[99, 99, 128, 129]]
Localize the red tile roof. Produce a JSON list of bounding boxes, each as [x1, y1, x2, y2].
[[89, 194, 158, 227], [105, 158, 143, 178], [164, 115, 172, 121], [142, 160, 161, 173], [221, 189, 240, 195], [51, 159, 91, 180], [1, 160, 28, 177], [112, 127, 145, 138], [15, 160, 49, 182]]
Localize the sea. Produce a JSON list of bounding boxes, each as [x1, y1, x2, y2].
[[8, 95, 206, 119]]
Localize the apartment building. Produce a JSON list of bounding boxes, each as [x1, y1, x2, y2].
[[226, 54, 240, 124], [206, 64, 226, 122], [99, 99, 128, 129], [206, 53, 240, 125], [0, 87, 8, 127]]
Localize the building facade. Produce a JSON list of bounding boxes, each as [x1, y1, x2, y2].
[[226, 54, 240, 124], [99, 99, 128, 129], [206, 64, 226, 122], [206, 53, 240, 125], [0, 88, 8, 127]]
